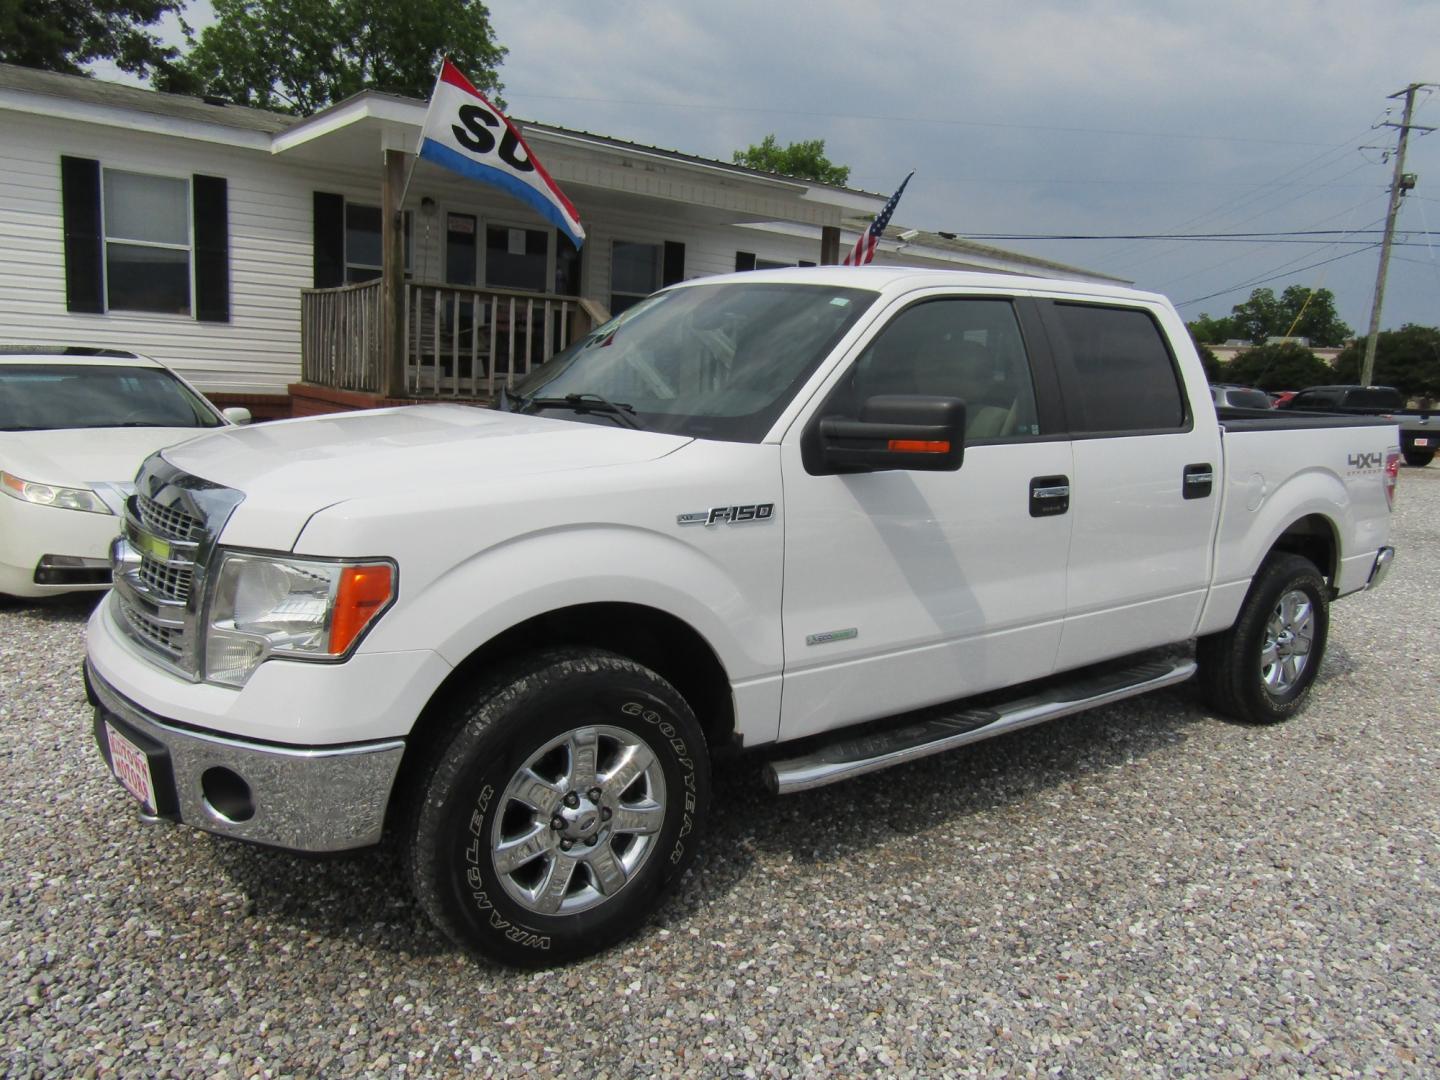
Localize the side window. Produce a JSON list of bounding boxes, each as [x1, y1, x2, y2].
[[835, 298, 1042, 441], [1049, 303, 1186, 434]]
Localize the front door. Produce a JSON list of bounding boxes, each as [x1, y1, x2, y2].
[[778, 294, 1074, 742]]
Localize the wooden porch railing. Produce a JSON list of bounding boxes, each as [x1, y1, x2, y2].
[[404, 283, 587, 398], [300, 280, 602, 400], [300, 279, 384, 393]]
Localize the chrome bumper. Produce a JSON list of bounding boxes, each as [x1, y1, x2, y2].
[[86, 662, 405, 853], [1367, 546, 1396, 590]]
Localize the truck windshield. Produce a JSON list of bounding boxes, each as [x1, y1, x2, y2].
[[510, 282, 877, 442]]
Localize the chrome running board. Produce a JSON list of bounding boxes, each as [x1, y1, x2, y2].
[[765, 655, 1197, 795]]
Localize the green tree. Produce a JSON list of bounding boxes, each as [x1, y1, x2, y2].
[[733, 134, 850, 186], [1333, 324, 1440, 399], [165, 0, 506, 115], [1225, 285, 1352, 347], [1187, 312, 1241, 346], [0, 0, 192, 83], [1225, 342, 1334, 392]]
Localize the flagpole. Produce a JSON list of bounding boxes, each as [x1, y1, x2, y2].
[[397, 59, 450, 216]]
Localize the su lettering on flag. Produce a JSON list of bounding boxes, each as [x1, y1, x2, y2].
[[418, 59, 585, 249]]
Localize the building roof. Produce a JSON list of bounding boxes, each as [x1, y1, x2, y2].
[[0, 62, 297, 135], [880, 225, 1130, 284]]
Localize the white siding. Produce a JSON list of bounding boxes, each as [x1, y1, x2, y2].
[[0, 113, 833, 394]]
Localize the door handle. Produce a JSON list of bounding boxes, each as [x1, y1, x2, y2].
[[1030, 475, 1070, 517], [1183, 463, 1214, 500]]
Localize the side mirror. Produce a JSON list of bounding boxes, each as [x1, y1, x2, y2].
[[222, 407, 253, 426], [808, 394, 966, 475]]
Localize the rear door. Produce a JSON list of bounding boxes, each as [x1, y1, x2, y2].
[[1037, 299, 1223, 669], [777, 292, 1074, 741]]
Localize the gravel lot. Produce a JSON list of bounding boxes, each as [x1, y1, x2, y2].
[[1, 468, 1437, 1078]]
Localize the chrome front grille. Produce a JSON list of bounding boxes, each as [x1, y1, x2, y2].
[[138, 556, 193, 605], [110, 455, 244, 678], [137, 492, 203, 543]]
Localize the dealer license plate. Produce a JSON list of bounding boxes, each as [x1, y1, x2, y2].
[[105, 722, 157, 812]]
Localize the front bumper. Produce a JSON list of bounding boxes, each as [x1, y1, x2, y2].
[[87, 662, 405, 852]]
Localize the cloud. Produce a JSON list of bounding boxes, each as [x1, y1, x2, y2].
[[491, 0, 1440, 326]]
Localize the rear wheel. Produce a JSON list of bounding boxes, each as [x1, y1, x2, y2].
[[1197, 553, 1329, 724], [1403, 448, 1433, 468], [405, 648, 710, 967]]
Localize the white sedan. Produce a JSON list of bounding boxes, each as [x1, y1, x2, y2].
[[0, 347, 249, 598]]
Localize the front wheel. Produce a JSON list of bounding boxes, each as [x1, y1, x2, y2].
[[1403, 448, 1434, 468], [1197, 553, 1330, 724], [405, 648, 710, 967]]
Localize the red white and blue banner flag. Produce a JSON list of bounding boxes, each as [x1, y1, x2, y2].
[[418, 59, 585, 248], [843, 170, 914, 266]]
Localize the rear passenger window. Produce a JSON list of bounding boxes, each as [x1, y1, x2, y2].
[[1049, 303, 1186, 434]]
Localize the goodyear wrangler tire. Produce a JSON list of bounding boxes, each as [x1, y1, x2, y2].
[[405, 648, 710, 967], [1196, 553, 1330, 725]]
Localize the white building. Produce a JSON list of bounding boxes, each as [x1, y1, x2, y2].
[[0, 63, 1125, 416]]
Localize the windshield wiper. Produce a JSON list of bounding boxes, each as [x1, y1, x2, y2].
[[518, 391, 644, 430]]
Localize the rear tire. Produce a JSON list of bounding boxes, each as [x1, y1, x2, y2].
[[1197, 553, 1329, 724], [1403, 448, 1434, 468], [404, 648, 710, 967]]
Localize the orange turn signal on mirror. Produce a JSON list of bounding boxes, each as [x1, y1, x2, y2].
[[888, 439, 951, 454], [328, 563, 395, 654]]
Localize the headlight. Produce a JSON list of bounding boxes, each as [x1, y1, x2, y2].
[[205, 552, 396, 687], [1, 471, 112, 515]]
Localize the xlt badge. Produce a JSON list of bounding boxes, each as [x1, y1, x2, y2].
[[677, 503, 775, 527]]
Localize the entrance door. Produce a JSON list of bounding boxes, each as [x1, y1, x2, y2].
[[778, 294, 1074, 742]]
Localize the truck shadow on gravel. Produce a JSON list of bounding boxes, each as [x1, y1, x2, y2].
[[659, 687, 1213, 927], [203, 684, 1219, 964]]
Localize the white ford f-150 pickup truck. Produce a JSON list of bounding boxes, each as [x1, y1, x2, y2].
[[85, 267, 1399, 965]]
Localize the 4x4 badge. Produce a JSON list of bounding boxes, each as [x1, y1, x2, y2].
[[677, 503, 775, 526]]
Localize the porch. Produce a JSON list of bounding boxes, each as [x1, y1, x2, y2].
[[297, 277, 608, 409]]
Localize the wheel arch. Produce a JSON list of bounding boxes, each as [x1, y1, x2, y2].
[[389, 602, 735, 827], [1267, 512, 1340, 589]]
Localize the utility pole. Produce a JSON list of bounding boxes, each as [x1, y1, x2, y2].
[[1361, 83, 1435, 386]]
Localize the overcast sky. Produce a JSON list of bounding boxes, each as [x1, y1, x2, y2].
[[474, 0, 1440, 336], [152, 1, 1440, 334]]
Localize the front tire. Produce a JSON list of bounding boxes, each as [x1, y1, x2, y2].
[[1403, 448, 1434, 468], [405, 648, 710, 967], [1197, 553, 1330, 724]]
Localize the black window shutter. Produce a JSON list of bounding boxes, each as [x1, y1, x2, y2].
[[60, 156, 103, 313], [192, 175, 230, 322], [662, 241, 685, 286], [735, 251, 756, 272], [313, 191, 345, 287]]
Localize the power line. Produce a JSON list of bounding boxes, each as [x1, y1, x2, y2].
[[960, 229, 1440, 241], [1177, 245, 1381, 307], [507, 90, 1342, 148]]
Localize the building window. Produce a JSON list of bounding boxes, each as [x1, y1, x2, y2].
[[611, 240, 660, 314], [445, 213, 477, 286], [486, 225, 548, 292], [345, 203, 411, 283], [102, 169, 191, 315]]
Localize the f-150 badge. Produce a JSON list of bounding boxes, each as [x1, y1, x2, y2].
[[677, 503, 775, 526]]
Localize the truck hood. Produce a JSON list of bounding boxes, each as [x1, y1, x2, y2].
[[162, 404, 693, 550]]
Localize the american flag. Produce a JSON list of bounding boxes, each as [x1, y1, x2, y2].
[[842, 171, 914, 266]]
